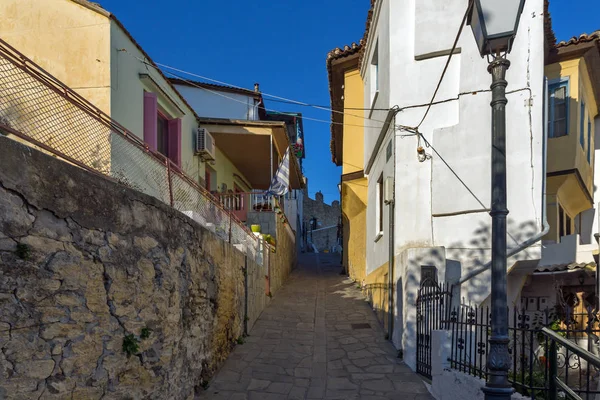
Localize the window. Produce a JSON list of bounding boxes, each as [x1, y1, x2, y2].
[[376, 173, 384, 238], [143, 91, 182, 167], [558, 204, 572, 239], [559, 205, 565, 239], [157, 111, 169, 157], [370, 41, 379, 105], [588, 117, 592, 164], [580, 99, 586, 148], [548, 80, 569, 138]]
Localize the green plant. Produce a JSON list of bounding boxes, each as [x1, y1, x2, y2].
[[140, 327, 152, 340], [15, 243, 30, 260], [236, 336, 245, 345], [122, 334, 140, 357], [509, 368, 548, 399]]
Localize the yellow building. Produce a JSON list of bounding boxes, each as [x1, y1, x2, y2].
[[328, 43, 367, 281], [328, 43, 392, 329], [545, 31, 600, 244], [0, 0, 289, 198]]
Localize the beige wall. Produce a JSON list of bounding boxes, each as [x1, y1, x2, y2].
[[0, 0, 111, 114], [342, 69, 365, 175]]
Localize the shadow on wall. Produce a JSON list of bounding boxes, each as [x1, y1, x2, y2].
[[392, 218, 540, 369]]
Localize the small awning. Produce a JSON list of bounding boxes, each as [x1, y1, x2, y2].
[[197, 118, 304, 190], [534, 261, 596, 274]]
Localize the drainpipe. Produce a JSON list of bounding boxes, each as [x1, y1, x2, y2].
[[457, 80, 550, 285], [387, 135, 396, 341], [270, 135, 273, 184]]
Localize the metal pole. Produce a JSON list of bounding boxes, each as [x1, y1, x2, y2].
[[270, 135, 274, 183], [483, 56, 513, 400]]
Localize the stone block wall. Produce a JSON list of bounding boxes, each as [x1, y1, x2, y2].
[[303, 191, 340, 252], [0, 136, 291, 399]]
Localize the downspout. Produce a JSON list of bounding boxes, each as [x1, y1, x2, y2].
[[457, 79, 550, 285], [388, 128, 396, 341], [270, 135, 274, 183]]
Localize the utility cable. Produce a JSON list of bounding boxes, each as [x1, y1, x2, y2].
[[129, 54, 394, 127], [122, 51, 388, 130]]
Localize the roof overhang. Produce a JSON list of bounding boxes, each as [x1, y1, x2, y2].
[[197, 118, 303, 190]]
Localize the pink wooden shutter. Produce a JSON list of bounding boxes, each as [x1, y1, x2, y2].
[[168, 118, 182, 167], [143, 92, 158, 151]]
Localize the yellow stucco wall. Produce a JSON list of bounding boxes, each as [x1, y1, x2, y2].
[[544, 58, 597, 241], [362, 262, 390, 333], [342, 69, 365, 175], [342, 178, 368, 282]]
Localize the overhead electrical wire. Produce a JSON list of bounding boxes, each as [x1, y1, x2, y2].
[[129, 54, 395, 127]]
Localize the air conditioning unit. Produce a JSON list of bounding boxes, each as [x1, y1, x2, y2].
[[196, 127, 215, 161]]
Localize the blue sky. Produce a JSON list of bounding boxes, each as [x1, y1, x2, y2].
[[98, 0, 597, 204]]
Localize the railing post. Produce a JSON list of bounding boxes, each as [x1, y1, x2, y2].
[[549, 340, 557, 400], [166, 159, 174, 207], [229, 213, 232, 243]]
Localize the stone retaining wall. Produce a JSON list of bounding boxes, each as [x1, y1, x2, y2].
[[0, 136, 292, 399]]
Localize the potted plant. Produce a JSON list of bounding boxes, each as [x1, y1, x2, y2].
[[251, 225, 261, 233]]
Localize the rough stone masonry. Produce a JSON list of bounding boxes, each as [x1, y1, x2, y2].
[[0, 136, 294, 399]]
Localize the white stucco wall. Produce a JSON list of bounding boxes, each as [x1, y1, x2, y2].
[[584, 116, 600, 244], [431, 330, 531, 400], [173, 84, 260, 121], [361, 0, 545, 371]]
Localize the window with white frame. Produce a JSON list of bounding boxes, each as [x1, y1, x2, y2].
[[548, 79, 569, 138], [370, 41, 379, 106]]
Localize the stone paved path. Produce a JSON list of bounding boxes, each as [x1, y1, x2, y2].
[[197, 253, 433, 400]]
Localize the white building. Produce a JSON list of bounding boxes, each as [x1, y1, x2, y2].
[[360, 0, 545, 370]]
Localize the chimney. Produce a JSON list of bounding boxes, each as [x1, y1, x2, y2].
[[254, 83, 260, 93]]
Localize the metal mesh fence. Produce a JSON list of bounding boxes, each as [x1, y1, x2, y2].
[[0, 38, 261, 264]]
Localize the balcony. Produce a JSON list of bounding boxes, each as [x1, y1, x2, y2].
[[538, 234, 597, 272], [197, 117, 303, 191], [216, 192, 283, 223]]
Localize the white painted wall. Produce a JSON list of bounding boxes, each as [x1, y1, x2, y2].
[[361, 0, 545, 370], [584, 116, 600, 244], [173, 84, 260, 121], [431, 330, 531, 400]]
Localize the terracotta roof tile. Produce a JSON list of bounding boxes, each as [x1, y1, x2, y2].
[[327, 42, 363, 62], [535, 261, 596, 273], [168, 78, 261, 98], [556, 31, 600, 48]]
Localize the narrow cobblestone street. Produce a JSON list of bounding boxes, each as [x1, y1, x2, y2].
[[197, 254, 433, 400]]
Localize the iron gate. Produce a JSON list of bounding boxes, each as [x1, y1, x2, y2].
[[416, 280, 453, 379]]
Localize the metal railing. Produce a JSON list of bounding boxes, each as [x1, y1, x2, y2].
[[216, 192, 285, 223], [445, 304, 600, 400], [0, 37, 266, 264]]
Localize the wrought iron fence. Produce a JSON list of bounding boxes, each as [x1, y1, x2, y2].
[[446, 304, 600, 400], [0, 37, 267, 265]]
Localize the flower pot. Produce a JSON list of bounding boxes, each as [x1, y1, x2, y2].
[[251, 225, 261, 233]]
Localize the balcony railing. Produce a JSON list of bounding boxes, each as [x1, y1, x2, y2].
[[216, 192, 284, 222]]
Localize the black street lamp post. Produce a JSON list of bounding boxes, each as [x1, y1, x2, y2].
[[467, 1, 526, 399]]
